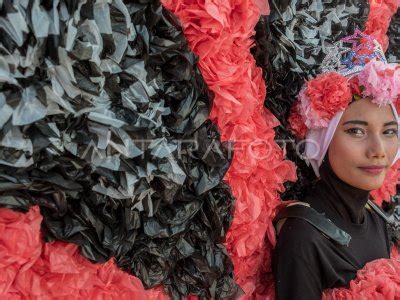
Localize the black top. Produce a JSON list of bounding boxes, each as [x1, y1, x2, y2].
[[272, 157, 391, 300]]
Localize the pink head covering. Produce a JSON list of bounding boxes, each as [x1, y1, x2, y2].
[[304, 102, 400, 177]]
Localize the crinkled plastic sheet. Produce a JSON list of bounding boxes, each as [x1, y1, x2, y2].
[[387, 9, 400, 62], [0, 0, 240, 298], [251, 0, 370, 201]]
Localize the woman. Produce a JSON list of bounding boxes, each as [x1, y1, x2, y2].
[[272, 32, 400, 300]]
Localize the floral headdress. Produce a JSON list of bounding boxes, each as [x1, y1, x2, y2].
[[288, 29, 400, 139]]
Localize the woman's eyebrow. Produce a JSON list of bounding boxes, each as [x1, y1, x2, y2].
[[342, 120, 368, 126], [342, 120, 398, 126], [383, 121, 398, 126]]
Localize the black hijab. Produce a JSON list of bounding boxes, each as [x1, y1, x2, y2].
[[306, 154, 370, 225]]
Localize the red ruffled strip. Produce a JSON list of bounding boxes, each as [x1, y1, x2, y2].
[[323, 247, 400, 299], [0, 206, 166, 299], [161, 0, 296, 298], [364, 0, 399, 51]]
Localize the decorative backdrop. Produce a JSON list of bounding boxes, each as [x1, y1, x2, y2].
[[0, 0, 399, 299]]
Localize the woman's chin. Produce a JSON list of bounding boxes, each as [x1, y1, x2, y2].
[[350, 169, 387, 191]]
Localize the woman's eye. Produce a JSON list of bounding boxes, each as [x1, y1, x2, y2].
[[345, 128, 365, 136], [384, 128, 398, 136]]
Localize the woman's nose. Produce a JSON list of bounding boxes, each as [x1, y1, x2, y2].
[[366, 135, 386, 159]]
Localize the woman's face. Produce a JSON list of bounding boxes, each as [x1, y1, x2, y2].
[[328, 98, 399, 190]]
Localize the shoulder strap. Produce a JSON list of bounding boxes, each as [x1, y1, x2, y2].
[[366, 199, 400, 243], [273, 202, 352, 246], [366, 199, 393, 224]]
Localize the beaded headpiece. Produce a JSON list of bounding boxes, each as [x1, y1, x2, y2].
[[320, 29, 387, 77]]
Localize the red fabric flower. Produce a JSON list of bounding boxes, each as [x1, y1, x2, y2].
[[323, 251, 400, 299], [306, 72, 352, 121], [395, 96, 400, 113], [349, 76, 362, 98], [288, 102, 307, 139]]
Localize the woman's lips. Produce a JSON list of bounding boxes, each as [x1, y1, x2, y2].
[[358, 166, 385, 175]]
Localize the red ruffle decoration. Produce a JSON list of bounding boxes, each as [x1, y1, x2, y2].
[[371, 160, 400, 205], [364, 0, 399, 51], [323, 247, 400, 299], [0, 206, 166, 299], [161, 0, 296, 298]]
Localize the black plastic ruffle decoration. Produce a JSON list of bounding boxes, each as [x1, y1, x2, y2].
[[0, 0, 240, 298], [387, 9, 400, 62], [251, 0, 370, 201]]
